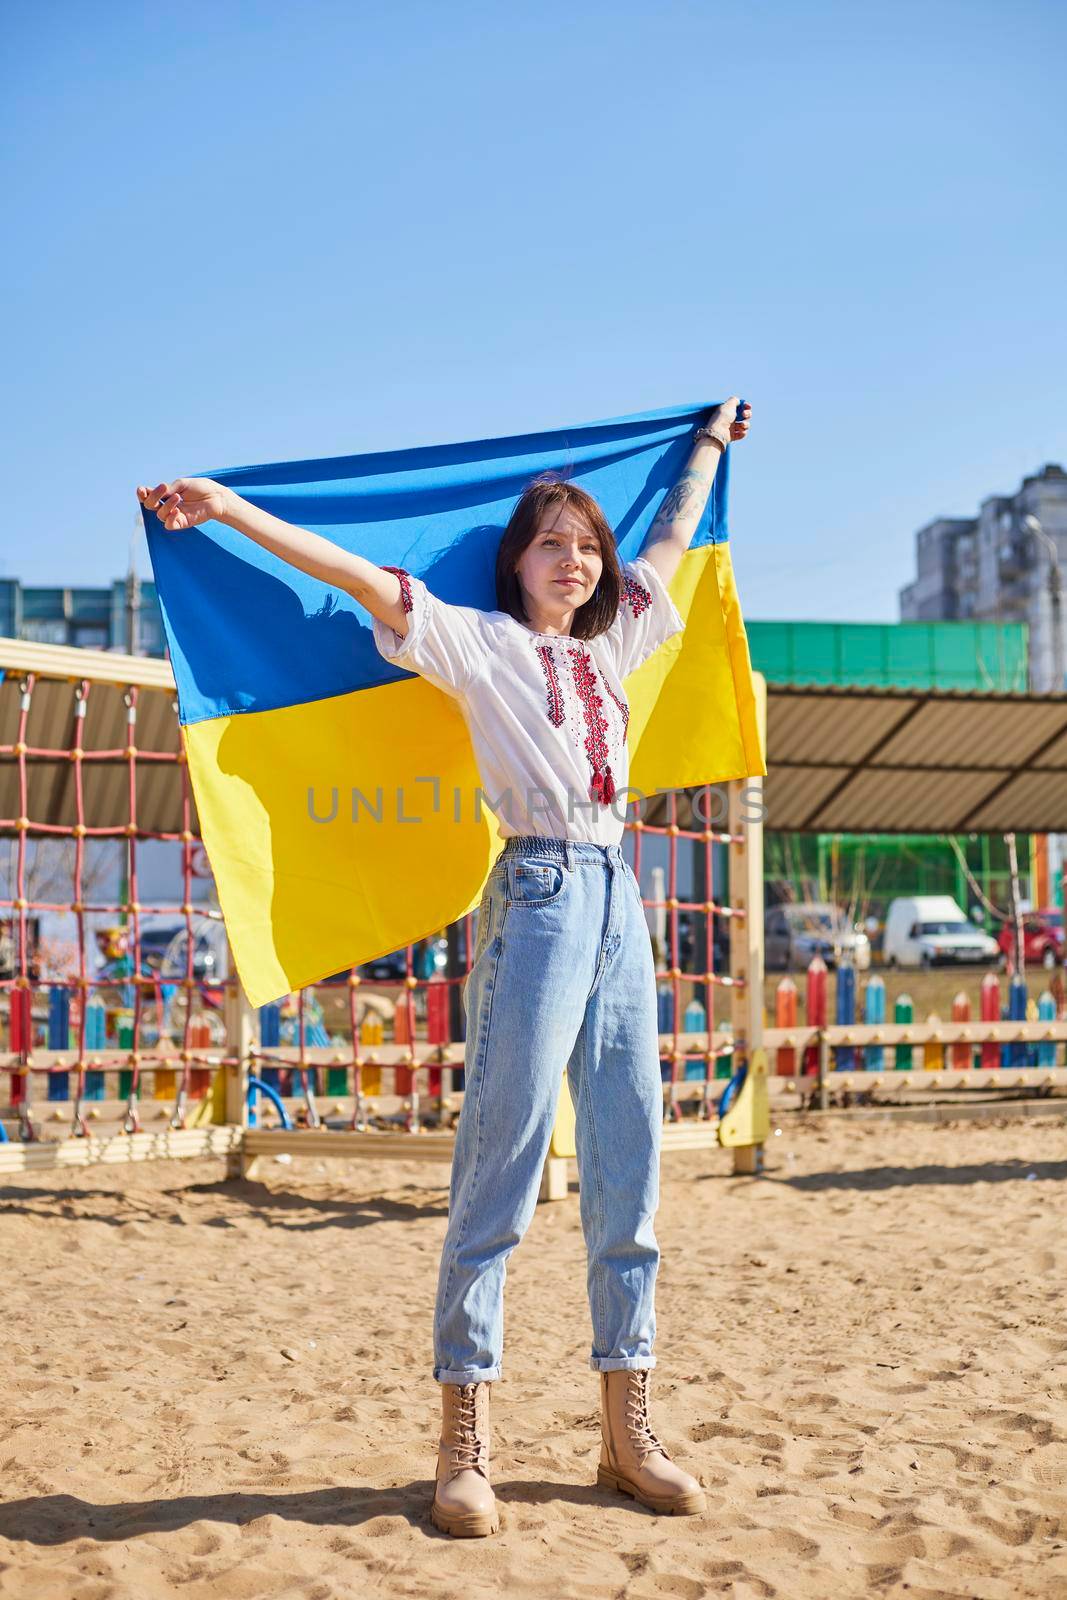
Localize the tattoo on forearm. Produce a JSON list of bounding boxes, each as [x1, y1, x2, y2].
[[653, 470, 710, 529]]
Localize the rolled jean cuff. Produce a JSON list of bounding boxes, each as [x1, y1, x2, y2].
[[588, 1355, 657, 1373], [434, 1365, 502, 1384]]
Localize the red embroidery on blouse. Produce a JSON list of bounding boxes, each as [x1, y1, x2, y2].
[[621, 572, 652, 619], [381, 566, 413, 613], [569, 649, 616, 805], [535, 644, 566, 728], [602, 678, 630, 743]]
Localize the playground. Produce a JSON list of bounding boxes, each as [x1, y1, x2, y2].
[[2, 1113, 1063, 1598]]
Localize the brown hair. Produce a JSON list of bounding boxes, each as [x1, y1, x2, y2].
[[494, 473, 622, 640]]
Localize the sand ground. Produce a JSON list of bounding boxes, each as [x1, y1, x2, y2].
[[2, 1114, 1065, 1600]]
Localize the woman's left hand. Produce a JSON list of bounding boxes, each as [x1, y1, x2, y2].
[[730, 400, 752, 442], [703, 397, 753, 450]]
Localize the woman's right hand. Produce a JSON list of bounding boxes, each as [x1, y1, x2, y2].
[[136, 477, 234, 530]]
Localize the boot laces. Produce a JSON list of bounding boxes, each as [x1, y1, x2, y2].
[[625, 1370, 667, 1464], [448, 1382, 487, 1473]]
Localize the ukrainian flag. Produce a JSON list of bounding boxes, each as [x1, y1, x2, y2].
[[144, 403, 765, 1007]]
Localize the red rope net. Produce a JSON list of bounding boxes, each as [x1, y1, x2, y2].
[[0, 671, 210, 1139]]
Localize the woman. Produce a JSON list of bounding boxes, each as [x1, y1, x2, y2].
[[137, 394, 752, 1538]]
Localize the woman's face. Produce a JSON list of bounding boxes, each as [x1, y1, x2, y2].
[[515, 501, 604, 628]]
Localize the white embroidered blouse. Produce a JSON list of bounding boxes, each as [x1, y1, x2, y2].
[[370, 555, 685, 844]]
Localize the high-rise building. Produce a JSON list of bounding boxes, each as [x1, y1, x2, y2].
[[0, 577, 166, 657], [899, 463, 1067, 691]]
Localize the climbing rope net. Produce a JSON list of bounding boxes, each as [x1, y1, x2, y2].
[[0, 668, 218, 1139]]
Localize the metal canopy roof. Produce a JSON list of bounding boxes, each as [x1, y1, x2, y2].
[[762, 684, 1067, 834], [0, 637, 195, 837], [4, 639, 1067, 839]]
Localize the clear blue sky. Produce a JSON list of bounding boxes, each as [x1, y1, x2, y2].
[[3, 0, 1064, 621]]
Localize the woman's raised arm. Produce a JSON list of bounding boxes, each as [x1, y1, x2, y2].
[[638, 398, 752, 589], [136, 479, 411, 637]]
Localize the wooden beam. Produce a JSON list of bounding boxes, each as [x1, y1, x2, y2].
[[0, 1125, 242, 1175], [0, 634, 176, 689]]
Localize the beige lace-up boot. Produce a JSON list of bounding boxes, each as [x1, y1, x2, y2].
[[597, 1369, 706, 1515], [430, 1380, 500, 1537]]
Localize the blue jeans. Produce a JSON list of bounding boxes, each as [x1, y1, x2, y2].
[[433, 835, 663, 1383]]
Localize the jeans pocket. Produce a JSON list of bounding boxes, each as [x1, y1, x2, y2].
[[507, 858, 566, 907], [472, 901, 492, 963], [472, 870, 505, 961]]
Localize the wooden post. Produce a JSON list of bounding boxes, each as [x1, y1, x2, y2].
[[817, 1031, 830, 1111], [728, 685, 766, 1175], [223, 974, 255, 1178], [731, 1140, 761, 1175], [538, 1154, 569, 1202]]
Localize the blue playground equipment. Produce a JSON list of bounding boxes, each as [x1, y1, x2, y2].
[[246, 1074, 293, 1130]]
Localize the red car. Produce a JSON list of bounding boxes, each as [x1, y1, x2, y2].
[[997, 909, 1064, 970]]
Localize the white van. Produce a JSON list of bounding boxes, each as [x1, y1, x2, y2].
[[883, 895, 999, 969]]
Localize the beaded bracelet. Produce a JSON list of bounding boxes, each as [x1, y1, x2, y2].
[[693, 425, 729, 452]]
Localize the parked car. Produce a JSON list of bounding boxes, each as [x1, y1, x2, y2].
[[356, 936, 448, 983], [996, 909, 1064, 970], [134, 920, 222, 980], [0, 915, 42, 982], [883, 896, 999, 968], [322, 935, 450, 986], [671, 909, 730, 975], [764, 902, 871, 971], [135, 922, 187, 975]]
